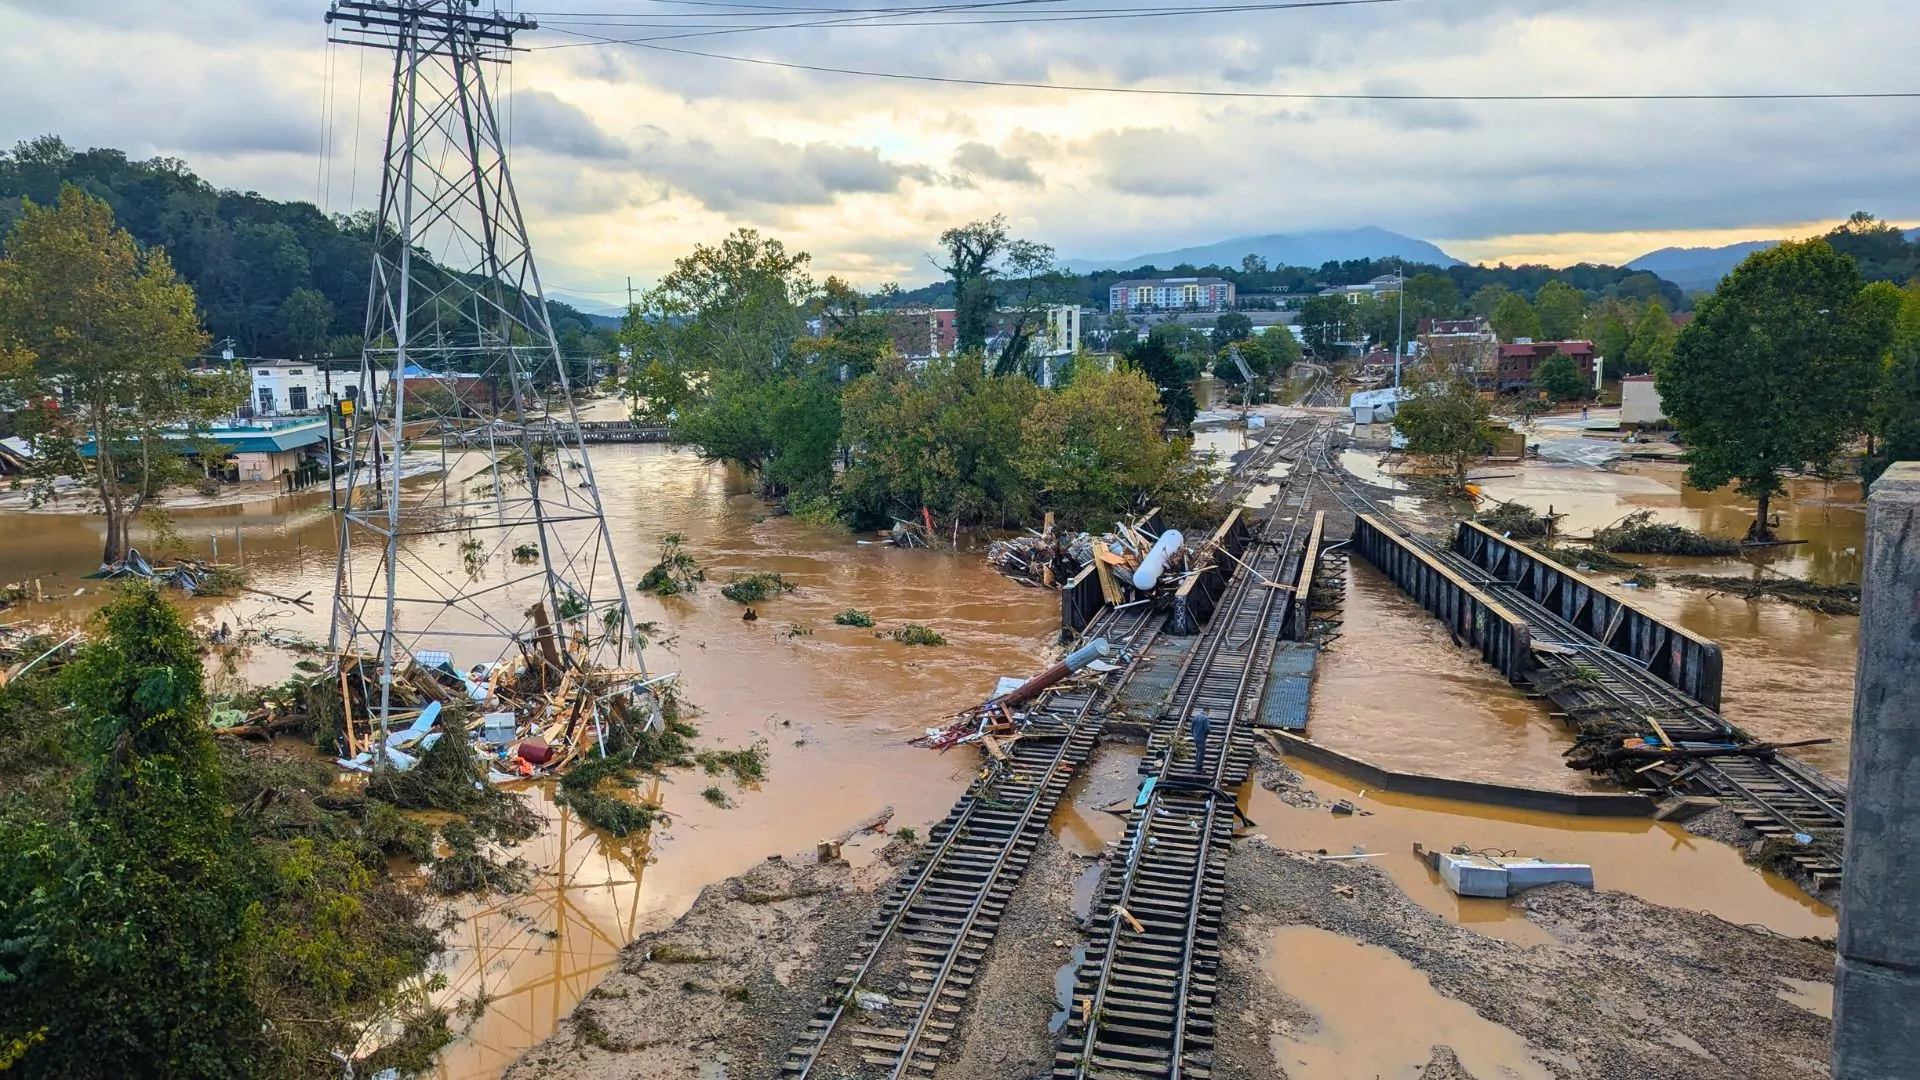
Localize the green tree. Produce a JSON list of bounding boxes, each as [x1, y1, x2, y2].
[[1584, 297, 1638, 376], [1124, 328, 1200, 427], [1403, 273, 1461, 322], [1825, 211, 1920, 284], [1863, 280, 1920, 484], [1392, 362, 1494, 489], [989, 237, 1066, 377], [1532, 351, 1587, 402], [1622, 301, 1678, 376], [1018, 366, 1212, 528], [839, 353, 1041, 525], [1489, 292, 1542, 342], [0, 186, 243, 564], [1210, 311, 1253, 349], [938, 216, 1007, 355], [1351, 295, 1400, 348], [275, 286, 334, 358], [1659, 239, 1896, 540], [1468, 283, 1510, 318], [0, 586, 264, 1076], [1297, 293, 1352, 357], [1533, 280, 1586, 340], [619, 230, 850, 494]]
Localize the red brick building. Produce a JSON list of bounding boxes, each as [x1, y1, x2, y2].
[[1494, 340, 1596, 391]]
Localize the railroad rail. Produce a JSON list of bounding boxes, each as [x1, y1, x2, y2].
[[1214, 414, 1318, 507], [1056, 434, 1330, 1079], [781, 601, 1164, 1078], [1319, 445, 1848, 888]]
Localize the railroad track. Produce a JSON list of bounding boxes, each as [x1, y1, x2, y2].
[[781, 601, 1163, 1079], [1216, 415, 1319, 507], [1316, 445, 1848, 886], [1056, 438, 1329, 1080]]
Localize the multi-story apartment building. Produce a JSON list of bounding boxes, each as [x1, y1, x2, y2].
[[1107, 276, 1236, 314]]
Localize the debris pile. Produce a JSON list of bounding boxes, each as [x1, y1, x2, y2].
[[1476, 500, 1559, 540], [85, 548, 256, 597], [1564, 729, 1833, 788], [987, 509, 1197, 598], [914, 637, 1116, 751], [324, 610, 674, 789], [986, 512, 1094, 588], [1666, 573, 1860, 615], [0, 627, 81, 687], [1590, 510, 1741, 557]]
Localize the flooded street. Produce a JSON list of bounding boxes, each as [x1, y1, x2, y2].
[[0, 443, 1061, 1079]]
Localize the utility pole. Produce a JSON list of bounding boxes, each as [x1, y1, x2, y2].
[[323, 0, 646, 750], [1394, 265, 1406, 390]]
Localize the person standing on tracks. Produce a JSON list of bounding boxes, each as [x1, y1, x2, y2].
[[1189, 709, 1212, 775]]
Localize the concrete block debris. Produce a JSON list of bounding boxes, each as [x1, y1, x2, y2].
[[1433, 849, 1595, 898]]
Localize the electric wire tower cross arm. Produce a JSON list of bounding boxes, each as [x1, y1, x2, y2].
[[325, 0, 648, 756]]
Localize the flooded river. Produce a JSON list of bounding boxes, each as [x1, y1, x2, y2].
[[1470, 462, 1863, 776], [0, 433, 1863, 1076], [0, 443, 1061, 1078]]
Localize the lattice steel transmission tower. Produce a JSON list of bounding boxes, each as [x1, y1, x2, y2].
[[325, 0, 645, 736]]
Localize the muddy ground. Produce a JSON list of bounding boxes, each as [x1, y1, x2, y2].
[[501, 841, 911, 1080], [511, 742, 1837, 1080], [1216, 839, 1835, 1080]]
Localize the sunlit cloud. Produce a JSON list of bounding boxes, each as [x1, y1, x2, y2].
[[2, 0, 1916, 291]]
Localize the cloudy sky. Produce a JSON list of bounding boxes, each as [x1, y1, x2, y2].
[[2, 0, 1915, 300]]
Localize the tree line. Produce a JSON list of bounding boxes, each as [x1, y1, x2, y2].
[[620, 226, 1225, 531], [893, 250, 1686, 317], [0, 136, 615, 370]]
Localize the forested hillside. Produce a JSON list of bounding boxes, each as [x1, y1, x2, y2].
[[0, 135, 612, 363]]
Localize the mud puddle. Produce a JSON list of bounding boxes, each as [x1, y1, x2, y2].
[[1263, 925, 1554, 1079], [1245, 758, 1835, 945]]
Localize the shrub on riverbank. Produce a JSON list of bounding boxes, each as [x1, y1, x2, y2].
[[0, 586, 449, 1077]]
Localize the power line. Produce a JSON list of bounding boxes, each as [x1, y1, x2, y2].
[[532, 0, 1407, 46], [562, 34, 1920, 101]]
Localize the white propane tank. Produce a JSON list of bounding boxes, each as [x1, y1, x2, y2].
[[1131, 529, 1185, 590]]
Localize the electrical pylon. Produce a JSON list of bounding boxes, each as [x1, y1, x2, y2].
[[324, 0, 645, 741]]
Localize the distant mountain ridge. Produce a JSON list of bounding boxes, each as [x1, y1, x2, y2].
[[1624, 242, 1782, 293], [1060, 227, 1462, 276], [1627, 228, 1920, 292]]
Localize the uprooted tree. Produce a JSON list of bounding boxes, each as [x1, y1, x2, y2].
[[0, 186, 244, 564], [1658, 238, 1895, 540]]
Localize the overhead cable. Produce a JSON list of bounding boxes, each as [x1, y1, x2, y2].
[[556, 33, 1920, 101]]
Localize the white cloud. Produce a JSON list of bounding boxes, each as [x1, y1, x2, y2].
[[0, 0, 1915, 287]]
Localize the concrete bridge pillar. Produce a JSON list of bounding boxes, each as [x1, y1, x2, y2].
[[1833, 462, 1920, 1078]]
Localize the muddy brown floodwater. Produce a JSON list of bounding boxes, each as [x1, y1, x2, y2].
[[1263, 925, 1554, 1080], [1469, 462, 1863, 776], [0, 443, 1061, 1079], [1307, 559, 1588, 792]]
